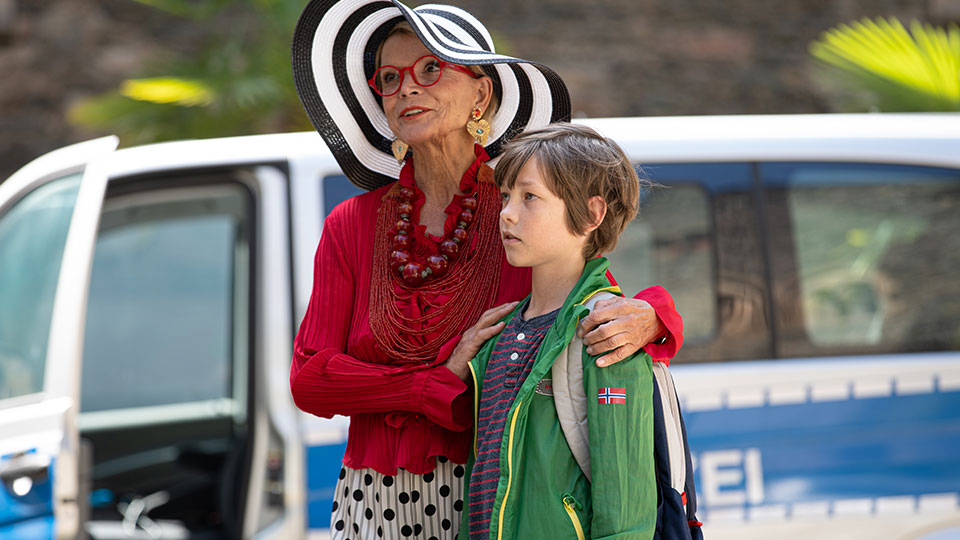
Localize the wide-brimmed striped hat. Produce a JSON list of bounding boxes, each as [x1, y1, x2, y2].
[[292, 0, 572, 190]]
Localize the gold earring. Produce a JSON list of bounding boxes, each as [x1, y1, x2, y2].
[[392, 139, 409, 164], [466, 107, 490, 145]]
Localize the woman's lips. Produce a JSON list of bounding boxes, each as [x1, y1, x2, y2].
[[400, 107, 430, 118]]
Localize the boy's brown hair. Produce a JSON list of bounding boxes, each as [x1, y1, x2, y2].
[[494, 123, 644, 259]]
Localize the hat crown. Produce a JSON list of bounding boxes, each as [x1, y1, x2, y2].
[[407, 3, 496, 55]]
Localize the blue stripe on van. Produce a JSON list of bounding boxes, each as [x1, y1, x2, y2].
[[303, 392, 960, 524], [306, 442, 348, 529], [0, 453, 54, 532], [0, 515, 55, 540], [685, 390, 960, 510]]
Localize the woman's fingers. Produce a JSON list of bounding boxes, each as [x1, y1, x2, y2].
[[578, 297, 665, 367], [580, 319, 617, 345], [577, 298, 625, 337], [456, 301, 517, 361], [588, 329, 641, 366], [479, 301, 519, 324], [584, 329, 629, 356], [579, 297, 660, 346], [469, 302, 519, 335], [465, 321, 505, 350], [594, 341, 641, 367], [476, 320, 506, 340]]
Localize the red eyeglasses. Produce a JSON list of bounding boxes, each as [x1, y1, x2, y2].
[[368, 54, 480, 97]]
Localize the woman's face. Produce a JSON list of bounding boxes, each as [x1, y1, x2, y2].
[[379, 32, 490, 151]]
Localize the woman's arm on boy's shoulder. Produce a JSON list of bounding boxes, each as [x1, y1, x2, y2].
[[579, 285, 684, 367], [583, 349, 657, 540]]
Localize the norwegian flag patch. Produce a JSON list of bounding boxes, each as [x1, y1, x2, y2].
[[598, 387, 626, 404]]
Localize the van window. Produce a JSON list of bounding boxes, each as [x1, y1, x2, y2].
[[0, 174, 81, 401], [81, 184, 251, 414], [763, 163, 960, 356], [608, 183, 716, 344], [322, 174, 363, 216]]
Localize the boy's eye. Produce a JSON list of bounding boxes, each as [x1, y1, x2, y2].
[[500, 192, 509, 201], [524, 192, 536, 200]]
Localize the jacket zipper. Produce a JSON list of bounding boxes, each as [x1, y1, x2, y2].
[[492, 281, 617, 539], [496, 400, 523, 540], [561, 493, 586, 540]]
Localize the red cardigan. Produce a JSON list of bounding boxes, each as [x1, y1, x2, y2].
[[290, 184, 683, 476]]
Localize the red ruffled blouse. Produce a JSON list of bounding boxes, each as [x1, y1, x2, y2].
[[290, 148, 683, 476]]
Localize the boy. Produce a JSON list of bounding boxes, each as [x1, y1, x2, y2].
[[446, 123, 657, 540]]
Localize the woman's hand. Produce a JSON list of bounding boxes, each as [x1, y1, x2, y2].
[[445, 301, 519, 381], [577, 297, 665, 367]]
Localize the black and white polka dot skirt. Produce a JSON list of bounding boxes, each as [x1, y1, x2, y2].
[[330, 457, 465, 540]]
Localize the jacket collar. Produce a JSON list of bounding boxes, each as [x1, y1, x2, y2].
[[551, 257, 622, 334]]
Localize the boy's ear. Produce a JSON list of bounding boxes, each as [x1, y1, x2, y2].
[[585, 196, 607, 233]]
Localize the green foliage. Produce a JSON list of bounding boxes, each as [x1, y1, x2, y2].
[[131, 0, 233, 19], [810, 17, 960, 112], [70, 0, 312, 146]]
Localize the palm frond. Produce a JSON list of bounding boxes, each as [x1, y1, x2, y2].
[[810, 17, 960, 111], [121, 77, 216, 107]]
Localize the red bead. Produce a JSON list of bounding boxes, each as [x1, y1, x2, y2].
[[426, 254, 449, 278], [398, 201, 414, 216], [439, 239, 460, 257], [389, 250, 411, 269], [398, 187, 415, 200], [461, 196, 478, 210], [396, 219, 412, 233], [393, 233, 412, 249], [452, 227, 468, 243], [458, 209, 474, 224], [401, 262, 425, 286]]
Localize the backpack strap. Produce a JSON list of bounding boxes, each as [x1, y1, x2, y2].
[[652, 362, 687, 497], [551, 291, 616, 483]]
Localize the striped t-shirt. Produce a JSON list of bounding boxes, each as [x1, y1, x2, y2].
[[468, 302, 559, 540]]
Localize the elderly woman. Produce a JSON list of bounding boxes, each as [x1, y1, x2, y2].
[[289, 1, 683, 538]]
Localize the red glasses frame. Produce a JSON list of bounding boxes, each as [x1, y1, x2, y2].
[[368, 54, 480, 97]]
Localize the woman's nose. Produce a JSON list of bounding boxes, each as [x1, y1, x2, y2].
[[398, 72, 422, 97]]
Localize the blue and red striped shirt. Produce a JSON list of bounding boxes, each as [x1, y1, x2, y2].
[[468, 302, 559, 540]]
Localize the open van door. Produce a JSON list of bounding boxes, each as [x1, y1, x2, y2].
[[0, 137, 117, 539]]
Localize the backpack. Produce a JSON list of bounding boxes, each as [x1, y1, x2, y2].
[[552, 292, 704, 540]]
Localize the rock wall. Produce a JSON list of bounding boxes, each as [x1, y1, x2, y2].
[[0, 0, 194, 180], [1, 0, 956, 180], [454, 0, 944, 118]]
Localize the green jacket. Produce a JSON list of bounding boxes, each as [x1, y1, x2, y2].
[[462, 258, 657, 540]]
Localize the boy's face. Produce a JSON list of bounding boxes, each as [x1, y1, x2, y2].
[[499, 156, 590, 270]]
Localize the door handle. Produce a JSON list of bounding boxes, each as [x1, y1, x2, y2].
[[0, 452, 51, 482]]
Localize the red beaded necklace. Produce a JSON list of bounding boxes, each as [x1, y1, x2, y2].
[[389, 184, 477, 287], [369, 146, 504, 365]]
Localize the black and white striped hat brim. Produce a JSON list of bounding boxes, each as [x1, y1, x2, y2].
[[292, 0, 571, 191]]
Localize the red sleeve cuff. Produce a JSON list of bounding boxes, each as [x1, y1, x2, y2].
[[634, 285, 684, 365], [411, 366, 472, 432], [643, 337, 677, 364]]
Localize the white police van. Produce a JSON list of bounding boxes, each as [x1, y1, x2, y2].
[[1, 114, 958, 540]]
